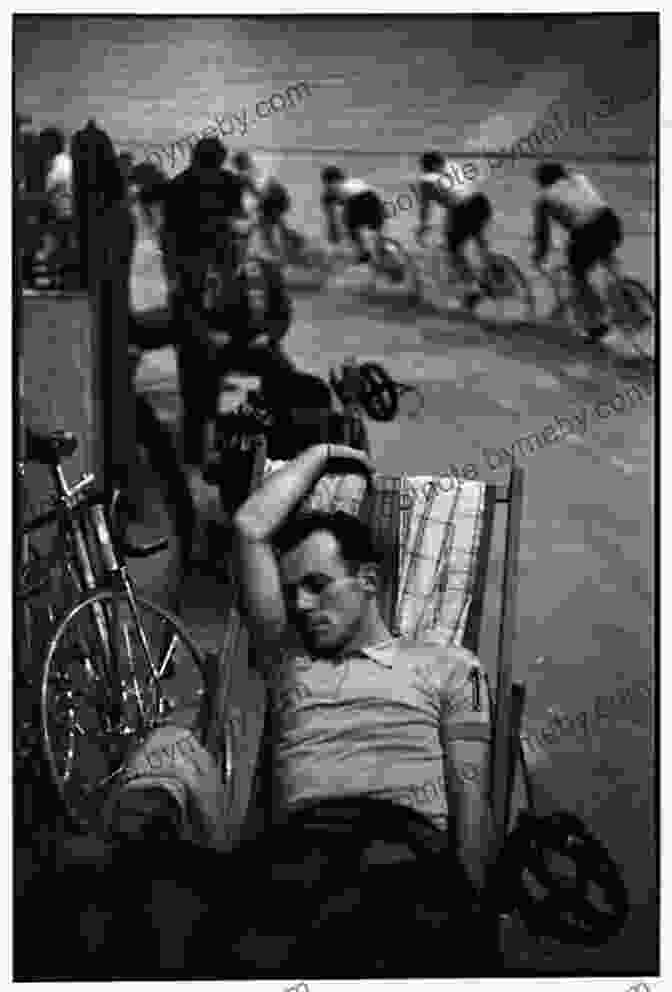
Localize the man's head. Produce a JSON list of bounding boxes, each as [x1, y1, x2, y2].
[[274, 510, 383, 656], [420, 150, 445, 174], [192, 136, 227, 170], [321, 165, 345, 190], [534, 162, 567, 188]]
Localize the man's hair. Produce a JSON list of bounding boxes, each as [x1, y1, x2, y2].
[[274, 509, 383, 571], [420, 150, 445, 173], [192, 136, 227, 169], [321, 165, 345, 185], [40, 126, 65, 158], [534, 162, 567, 188]]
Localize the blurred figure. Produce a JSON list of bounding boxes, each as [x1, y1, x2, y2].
[[231, 150, 292, 259], [320, 165, 386, 266], [415, 149, 493, 310], [140, 136, 243, 473], [71, 118, 126, 289], [15, 115, 45, 286], [531, 161, 623, 341]]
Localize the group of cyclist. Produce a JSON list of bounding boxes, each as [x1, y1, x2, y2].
[[132, 130, 623, 353], [127, 132, 623, 492], [319, 152, 622, 341]]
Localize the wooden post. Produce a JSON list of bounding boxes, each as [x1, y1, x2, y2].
[[89, 200, 136, 496]]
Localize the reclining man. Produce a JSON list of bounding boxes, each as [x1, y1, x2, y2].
[[230, 442, 496, 975]]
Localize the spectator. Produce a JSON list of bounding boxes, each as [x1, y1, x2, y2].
[[71, 118, 126, 289]]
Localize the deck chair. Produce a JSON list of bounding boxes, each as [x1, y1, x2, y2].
[[210, 447, 526, 920]]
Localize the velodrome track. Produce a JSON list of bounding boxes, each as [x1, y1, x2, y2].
[[18, 13, 656, 975]]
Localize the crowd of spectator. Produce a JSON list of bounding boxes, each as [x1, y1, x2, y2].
[[15, 114, 148, 292]]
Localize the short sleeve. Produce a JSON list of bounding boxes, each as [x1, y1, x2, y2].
[[436, 645, 491, 743]]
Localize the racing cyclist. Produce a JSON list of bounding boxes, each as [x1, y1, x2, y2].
[[320, 166, 386, 267], [531, 162, 623, 342], [231, 150, 292, 259], [414, 149, 493, 310]]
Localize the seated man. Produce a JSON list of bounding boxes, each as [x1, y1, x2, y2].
[[415, 149, 494, 309], [531, 161, 623, 341], [231, 443, 495, 973], [320, 166, 386, 266]]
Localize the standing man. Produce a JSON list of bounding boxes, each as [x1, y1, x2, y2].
[[141, 136, 244, 476]]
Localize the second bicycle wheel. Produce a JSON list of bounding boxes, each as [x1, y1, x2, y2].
[[479, 253, 535, 323], [41, 590, 209, 832], [607, 278, 655, 361], [370, 238, 422, 305]]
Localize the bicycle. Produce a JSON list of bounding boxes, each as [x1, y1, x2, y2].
[[329, 359, 425, 424], [413, 225, 535, 322], [538, 250, 655, 361], [325, 235, 422, 305], [243, 221, 330, 290], [18, 428, 209, 832]]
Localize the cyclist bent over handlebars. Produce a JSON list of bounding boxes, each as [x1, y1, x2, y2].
[[531, 162, 623, 342]]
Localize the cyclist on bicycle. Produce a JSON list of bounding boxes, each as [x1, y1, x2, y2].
[[414, 150, 493, 310], [320, 166, 386, 266], [531, 162, 623, 342], [232, 150, 292, 259]]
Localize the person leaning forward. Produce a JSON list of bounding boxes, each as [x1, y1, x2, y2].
[[231, 443, 496, 976]]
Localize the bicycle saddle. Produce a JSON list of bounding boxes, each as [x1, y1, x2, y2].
[[25, 428, 78, 465]]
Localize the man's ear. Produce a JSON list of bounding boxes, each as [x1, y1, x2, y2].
[[357, 563, 379, 597]]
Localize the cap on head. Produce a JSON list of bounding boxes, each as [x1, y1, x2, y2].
[[420, 150, 445, 173], [321, 165, 345, 185], [192, 136, 227, 169], [534, 162, 567, 188]]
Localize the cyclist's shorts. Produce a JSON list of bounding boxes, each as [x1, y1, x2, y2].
[[568, 207, 623, 275], [445, 192, 492, 250], [343, 191, 385, 234]]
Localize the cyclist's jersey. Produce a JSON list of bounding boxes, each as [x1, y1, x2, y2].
[[419, 169, 478, 208], [537, 172, 607, 231], [325, 177, 376, 205]]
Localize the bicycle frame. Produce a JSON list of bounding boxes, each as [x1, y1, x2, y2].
[[21, 454, 173, 732]]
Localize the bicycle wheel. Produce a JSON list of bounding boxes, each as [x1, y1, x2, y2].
[[607, 278, 655, 360], [371, 238, 421, 305], [41, 589, 209, 832], [479, 253, 535, 323], [284, 229, 329, 288]]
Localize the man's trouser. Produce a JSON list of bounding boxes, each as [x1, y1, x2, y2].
[[171, 247, 232, 468]]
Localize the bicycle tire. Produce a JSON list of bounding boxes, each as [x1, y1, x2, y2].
[[358, 362, 400, 422], [483, 254, 535, 320], [607, 277, 655, 359], [374, 238, 422, 305], [41, 589, 209, 832]]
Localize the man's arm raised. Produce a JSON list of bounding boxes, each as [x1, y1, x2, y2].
[[232, 443, 372, 656]]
